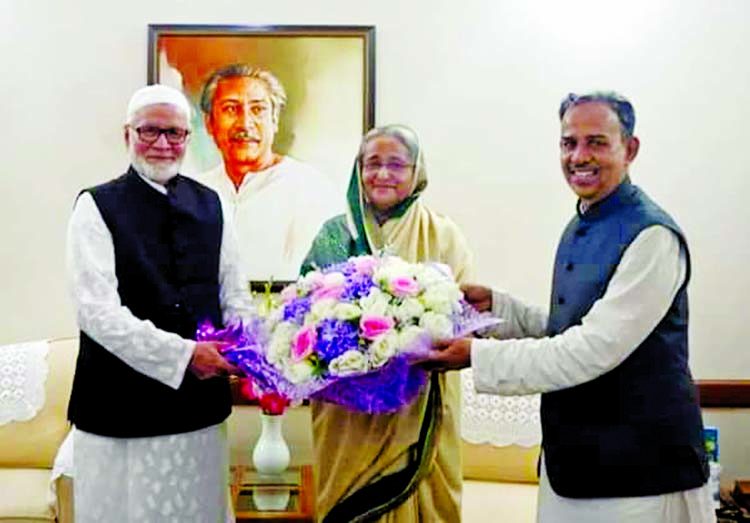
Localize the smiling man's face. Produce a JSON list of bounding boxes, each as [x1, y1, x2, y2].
[[559, 102, 639, 206], [126, 103, 189, 185], [205, 76, 278, 178]]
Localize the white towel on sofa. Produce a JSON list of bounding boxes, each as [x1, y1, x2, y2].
[[0, 340, 49, 425], [461, 368, 542, 447]]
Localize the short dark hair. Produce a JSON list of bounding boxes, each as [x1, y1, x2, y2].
[[200, 64, 287, 124], [559, 91, 636, 137]]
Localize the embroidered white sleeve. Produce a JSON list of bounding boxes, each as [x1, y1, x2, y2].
[[66, 193, 194, 390], [218, 207, 256, 323], [459, 290, 547, 447], [472, 226, 686, 396], [489, 290, 548, 339]]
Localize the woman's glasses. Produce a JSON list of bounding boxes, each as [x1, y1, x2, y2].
[[362, 160, 413, 174]]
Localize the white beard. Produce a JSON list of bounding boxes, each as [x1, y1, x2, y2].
[[129, 148, 181, 185]]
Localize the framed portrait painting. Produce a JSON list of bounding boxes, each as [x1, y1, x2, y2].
[[147, 24, 375, 288]]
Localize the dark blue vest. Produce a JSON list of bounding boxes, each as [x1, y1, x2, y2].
[[68, 168, 231, 437], [542, 181, 708, 498]]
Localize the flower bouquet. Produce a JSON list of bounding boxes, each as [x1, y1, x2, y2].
[[197, 255, 499, 414]]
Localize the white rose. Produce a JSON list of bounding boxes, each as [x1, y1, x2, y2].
[[266, 307, 285, 326], [372, 257, 413, 286], [413, 263, 448, 287], [359, 288, 391, 317], [333, 302, 362, 321], [328, 350, 368, 376], [310, 298, 337, 321], [267, 322, 296, 364], [392, 297, 425, 324], [369, 332, 399, 368], [420, 311, 454, 340], [297, 270, 324, 293], [284, 360, 315, 384], [421, 283, 462, 315], [399, 325, 428, 352], [322, 271, 346, 287]]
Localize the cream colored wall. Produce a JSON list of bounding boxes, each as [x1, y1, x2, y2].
[[2, 0, 748, 477], [4, 0, 749, 377]]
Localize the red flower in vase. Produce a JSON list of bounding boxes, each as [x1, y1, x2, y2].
[[239, 378, 289, 415], [238, 377, 259, 401], [259, 391, 290, 416]]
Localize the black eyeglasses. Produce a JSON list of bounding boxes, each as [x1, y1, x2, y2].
[[131, 126, 190, 145]]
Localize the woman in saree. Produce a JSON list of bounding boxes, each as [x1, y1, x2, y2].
[[300, 124, 475, 522]]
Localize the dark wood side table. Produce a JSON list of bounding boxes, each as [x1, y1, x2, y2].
[[231, 465, 316, 522]]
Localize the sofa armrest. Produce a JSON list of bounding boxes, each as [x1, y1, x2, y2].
[[55, 475, 74, 523]]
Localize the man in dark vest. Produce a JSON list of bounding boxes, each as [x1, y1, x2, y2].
[[422, 91, 712, 522], [66, 84, 255, 522]]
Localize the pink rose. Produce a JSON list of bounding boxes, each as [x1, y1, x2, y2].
[[292, 325, 317, 360], [311, 284, 344, 302], [360, 314, 395, 340], [389, 276, 420, 297], [304, 271, 325, 290], [353, 256, 378, 276]]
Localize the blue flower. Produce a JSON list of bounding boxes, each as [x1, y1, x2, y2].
[[283, 297, 311, 324], [325, 261, 357, 276], [341, 272, 376, 301], [316, 319, 359, 361]]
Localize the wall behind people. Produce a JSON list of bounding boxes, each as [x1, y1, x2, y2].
[[2, 0, 748, 384]]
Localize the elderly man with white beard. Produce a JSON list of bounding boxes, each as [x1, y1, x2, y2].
[[65, 84, 254, 523]]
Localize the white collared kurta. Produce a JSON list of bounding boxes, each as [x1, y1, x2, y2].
[[471, 225, 714, 523], [66, 173, 255, 523], [196, 157, 341, 282]]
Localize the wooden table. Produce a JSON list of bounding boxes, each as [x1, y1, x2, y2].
[[231, 465, 316, 522]]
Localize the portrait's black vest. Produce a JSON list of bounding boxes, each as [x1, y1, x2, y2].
[[68, 168, 231, 437], [542, 181, 708, 498]]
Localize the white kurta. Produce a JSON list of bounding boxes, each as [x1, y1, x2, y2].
[[196, 157, 341, 281], [66, 173, 255, 523], [470, 225, 714, 523]]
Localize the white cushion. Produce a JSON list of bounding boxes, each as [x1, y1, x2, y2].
[[462, 479, 538, 523], [0, 468, 54, 521]]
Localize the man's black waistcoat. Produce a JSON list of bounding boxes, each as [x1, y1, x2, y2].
[[542, 181, 708, 498], [68, 168, 231, 437]]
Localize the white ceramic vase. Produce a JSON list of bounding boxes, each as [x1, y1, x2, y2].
[[252, 412, 290, 476], [252, 488, 291, 511]]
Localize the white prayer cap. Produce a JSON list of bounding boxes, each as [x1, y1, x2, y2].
[[126, 84, 192, 123]]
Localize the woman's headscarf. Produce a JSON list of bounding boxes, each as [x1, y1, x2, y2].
[[344, 124, 473, 283]]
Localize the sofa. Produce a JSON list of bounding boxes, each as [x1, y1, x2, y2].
[[459, 370, 540, 523], [0, 337, 538, 523], [0, 337, 76, 523], [462, 441, 539, 522], [229, 406, 541, 523]]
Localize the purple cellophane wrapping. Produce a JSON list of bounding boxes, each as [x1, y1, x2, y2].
[[198, 300, 500, 414]]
